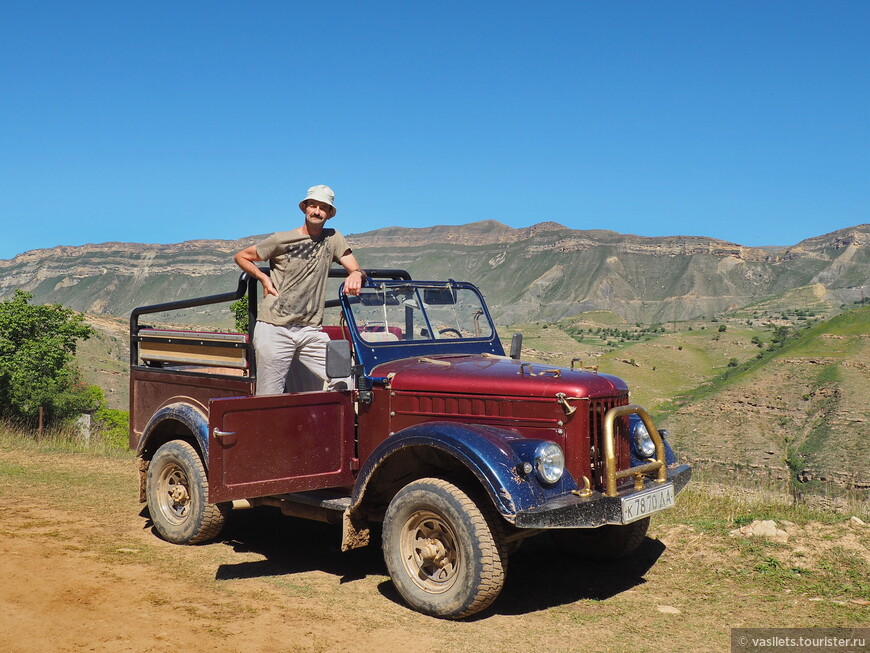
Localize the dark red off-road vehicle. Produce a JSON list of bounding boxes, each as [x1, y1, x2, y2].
[[129, 269, 690, 618]]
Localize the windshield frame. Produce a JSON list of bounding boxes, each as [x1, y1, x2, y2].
[[339, 279, 505, 376]]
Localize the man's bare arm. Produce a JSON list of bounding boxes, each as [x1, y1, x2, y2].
[[338, 250, 365, 296], [234, 245, 278, 298]]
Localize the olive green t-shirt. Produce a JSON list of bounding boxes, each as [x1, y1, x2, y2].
[[255, 228, 350, 327]]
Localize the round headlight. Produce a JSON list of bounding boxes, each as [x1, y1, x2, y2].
[[632, 420, 656, 458], [535, 443, 565, 484]]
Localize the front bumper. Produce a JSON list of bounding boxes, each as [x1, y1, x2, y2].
[[513, 464, 692, 529]]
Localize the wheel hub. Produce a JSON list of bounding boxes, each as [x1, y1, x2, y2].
[[158, 464, 192, 523], [418, 538, 450, 569], [400, 511, 460, 592], [170, 485, 189, 504]]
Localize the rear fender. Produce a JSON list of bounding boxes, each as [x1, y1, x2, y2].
[[135, 402, 209, 462], [349, 421, 579, 522]]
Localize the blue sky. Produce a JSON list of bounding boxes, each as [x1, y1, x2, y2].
[[1, 1, 867, 260]]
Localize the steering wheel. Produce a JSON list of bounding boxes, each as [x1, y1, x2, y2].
[[438, 327, 462, 338]]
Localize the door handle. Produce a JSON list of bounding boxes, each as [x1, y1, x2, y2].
[[213, 427, 236, 439]]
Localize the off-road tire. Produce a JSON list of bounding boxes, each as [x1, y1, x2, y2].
[[146, 440, 226, 544], [551, 516, 650, 560], [382, 477, 507, 619]]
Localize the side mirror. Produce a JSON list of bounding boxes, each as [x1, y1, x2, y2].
[[326, 340, 353, 379], [510, 333, 523, 360]]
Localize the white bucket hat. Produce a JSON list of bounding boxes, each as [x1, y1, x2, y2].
[[299, 185, 336, 216]]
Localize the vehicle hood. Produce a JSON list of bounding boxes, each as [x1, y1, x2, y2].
[[371, 354, 628, 398]]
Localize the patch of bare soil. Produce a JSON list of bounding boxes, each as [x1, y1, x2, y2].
[[0, 451, 866, 653]]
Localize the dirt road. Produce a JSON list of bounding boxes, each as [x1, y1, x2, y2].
[[0, 447, 866, 653]]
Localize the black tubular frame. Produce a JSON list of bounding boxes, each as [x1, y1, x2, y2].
[[129, 267, 412, 380]]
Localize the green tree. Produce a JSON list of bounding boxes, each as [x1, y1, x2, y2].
[[230, 296, 249, 333], [0, 290, 98, 431], [771, 325, 791, 345]]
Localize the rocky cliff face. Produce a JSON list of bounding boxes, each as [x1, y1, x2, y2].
[[0, 237, 260, 318], [1, 222, 868, 324]]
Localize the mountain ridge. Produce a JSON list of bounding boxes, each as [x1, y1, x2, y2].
[[5, 220, 868, 263], [2, 222, 868, 324]]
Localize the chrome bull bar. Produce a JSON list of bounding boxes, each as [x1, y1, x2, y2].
[[602, 404, 668, 498]]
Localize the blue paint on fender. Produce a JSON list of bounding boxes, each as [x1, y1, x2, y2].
[[350, 421, 579, 520], [137, 402, 209, 461]]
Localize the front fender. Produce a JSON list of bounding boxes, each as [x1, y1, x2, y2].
[[349, 421, 579, 522], [136, 402, 209, 461]]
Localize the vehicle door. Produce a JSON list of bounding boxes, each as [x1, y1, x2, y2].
[[207, 391, 355, 503]]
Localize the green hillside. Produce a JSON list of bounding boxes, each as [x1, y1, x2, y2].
[[658, 307, 870, 495], [505, 305, 869, 499]]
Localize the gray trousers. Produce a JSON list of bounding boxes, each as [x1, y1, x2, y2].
[[253, 321, 331, 395]]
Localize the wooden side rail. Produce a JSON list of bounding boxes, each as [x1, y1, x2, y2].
[[138, 329, 248, 369]]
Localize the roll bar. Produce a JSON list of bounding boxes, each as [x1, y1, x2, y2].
[[129, 268, 413, 372]]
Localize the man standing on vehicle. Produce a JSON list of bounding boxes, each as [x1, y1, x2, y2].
[[234, 184, 365, 395]]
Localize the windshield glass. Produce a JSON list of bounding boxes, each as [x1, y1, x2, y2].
[[346, 283, 493, 344]]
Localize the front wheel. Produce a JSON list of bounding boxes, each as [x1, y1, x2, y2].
[[145, 440, 227, 544], [382, 478, 507, 619], [551, 517, 650, 560]]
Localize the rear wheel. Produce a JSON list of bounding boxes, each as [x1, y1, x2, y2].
[[551, 517, 650, 560], [382, 478, 507, 619], [146, 440, 226, 544]]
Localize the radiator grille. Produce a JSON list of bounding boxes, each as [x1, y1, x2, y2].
[[588, 395, 630, 489]]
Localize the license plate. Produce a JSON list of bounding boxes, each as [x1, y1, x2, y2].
[[620, 483, 675, 523]]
